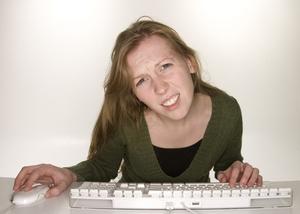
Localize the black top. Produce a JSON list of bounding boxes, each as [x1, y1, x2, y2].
[[153, 140, 202, 177]]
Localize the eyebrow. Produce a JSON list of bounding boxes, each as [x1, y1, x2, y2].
[[132, 57, 174, 80], [154, 57, 173, 68], [133, 75, 143, 81]]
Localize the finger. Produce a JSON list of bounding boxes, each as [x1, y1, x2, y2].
[[19, 174, 50, 190], [23, 164, 56, 188], [239, 163, 253, 186], [24, 170, 44, 191], [14, 166, 33, 190], [229, 164, 242, 187], [45, 182, 68, 198], [246, 168, 259, 187], [36, 176, 54, 185], [17, 174, 30, 191], [217, 172, 228, 183], [241, 162, 251, 172], [256, 175, 263, 187], [232, 160, 243, 168], [13, 165, 41, 191]]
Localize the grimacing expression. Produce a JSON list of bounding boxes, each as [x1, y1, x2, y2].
[[127, 35, 195, 121]]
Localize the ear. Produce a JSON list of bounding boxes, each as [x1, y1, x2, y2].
[[185, 57, 196, 74]]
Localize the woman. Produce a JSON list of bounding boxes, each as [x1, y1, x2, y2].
[[13, 18, 262, 198]]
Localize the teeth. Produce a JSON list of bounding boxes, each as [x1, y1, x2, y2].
[[162, 95, 179, 106]]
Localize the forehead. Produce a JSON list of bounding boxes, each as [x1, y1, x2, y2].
[[126, 35, 178, 70]]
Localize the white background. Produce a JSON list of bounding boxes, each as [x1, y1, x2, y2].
[[0, 0, 299, 181]]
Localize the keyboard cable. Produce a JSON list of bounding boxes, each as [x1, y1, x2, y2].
[[180, 202, 199, 214], [2, 205, 14, 214], [165, 201, 205, 214]]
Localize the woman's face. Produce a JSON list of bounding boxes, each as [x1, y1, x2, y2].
[[127, 35, 195, 121]]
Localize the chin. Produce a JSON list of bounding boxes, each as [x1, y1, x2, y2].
[[165, 110, 189, 121]]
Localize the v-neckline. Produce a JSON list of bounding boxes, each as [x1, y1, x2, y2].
[[141, 94, 217, 180]]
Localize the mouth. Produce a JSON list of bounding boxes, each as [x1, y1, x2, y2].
[[161, 94, 180, 107]]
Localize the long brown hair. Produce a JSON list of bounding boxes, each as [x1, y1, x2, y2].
[[88, 18, 219, 159]]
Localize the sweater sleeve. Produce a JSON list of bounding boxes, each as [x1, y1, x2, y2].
[[67, 131, 125, 182], [213, 98, 244, 178]]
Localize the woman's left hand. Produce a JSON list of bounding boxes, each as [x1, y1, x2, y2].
[[217, 160, 263, 187]]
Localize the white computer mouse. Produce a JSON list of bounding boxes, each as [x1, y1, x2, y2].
[[12, 184, 49, 206]]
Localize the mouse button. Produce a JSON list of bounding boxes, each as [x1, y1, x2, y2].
[[12, 185, 50, 206], [12, 192, 35, 205]]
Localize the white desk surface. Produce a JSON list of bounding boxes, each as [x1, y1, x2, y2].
[[0, 177, 299, 214]]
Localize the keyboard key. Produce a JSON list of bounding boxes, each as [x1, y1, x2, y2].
[[80, 189, 89, 197], [202, 190, 211, 197], [269, 188, 278, 196], [183, 190, 192, 198], [113, 190, 123, 197], [148, 190, 162, 197], [89, 189, 98, 197], [173, 190, 182, 198], [124, 190, 132, 198], [133, 190, 143, 198], [231, 189, 240, 197], [222, 189, 231, 197], [260, 188, 269, 197], [99, 189, 108, 198], [250, 189, 259, 197], [212, 189, 221, 197], [193, 190, 201, 198], [241, 189, 250, 197], [279, 188, 292, 196], [70, 188, 79, 197], [163, 190, 172, 198], [137, 183, 145, 188]]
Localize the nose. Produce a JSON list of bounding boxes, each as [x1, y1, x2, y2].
[[153, 77, 168, 94]]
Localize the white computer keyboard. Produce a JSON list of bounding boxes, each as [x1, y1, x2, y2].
[[69, 182, 292, 210]]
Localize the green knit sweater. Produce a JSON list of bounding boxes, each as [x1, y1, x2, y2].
[[68, 92, 243, 183]]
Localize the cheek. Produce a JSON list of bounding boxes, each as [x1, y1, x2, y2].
[[182, 72, 194, 86], [134, 90, 148, 103], [174, 72, 194, 88], [133, 83, 154, 103], [135, 91, 158, 109]]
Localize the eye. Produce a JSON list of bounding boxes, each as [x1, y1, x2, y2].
[[136, 78, 146, 87], [160, 63, 172, 71]]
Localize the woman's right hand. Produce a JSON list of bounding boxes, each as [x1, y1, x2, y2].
[[13, 164, 77, 198]]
